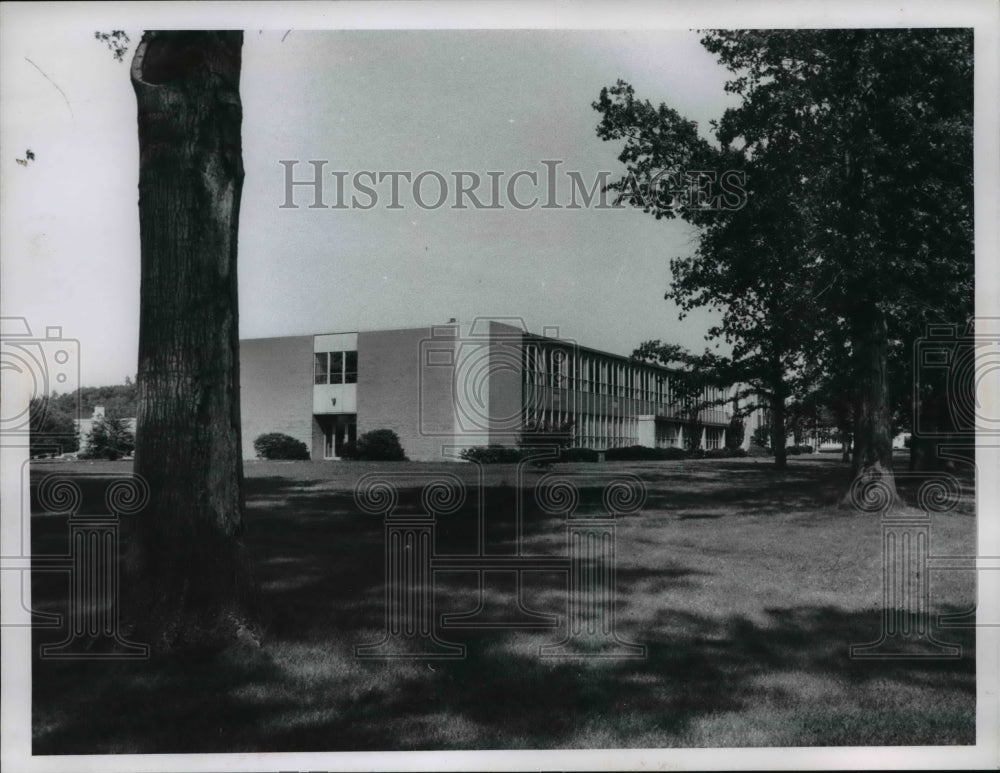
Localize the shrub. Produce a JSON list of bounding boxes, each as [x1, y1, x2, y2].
[[355, 429, 408, 461], [560, 447, 600, 463], [747, 444, 772, 458], [254, 432, 310, 460], [795, 444, 814, 454], [461, 445, 602, 464], [603, 445, 653, 461], [704, 447, 747, 459], [460, 444, 524, 464], [339, 440, 360, 460], [786, 445, 801, 455], [604, 445, 689, 461]]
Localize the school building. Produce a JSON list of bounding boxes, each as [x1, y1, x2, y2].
[[239, 318, 743, 462]]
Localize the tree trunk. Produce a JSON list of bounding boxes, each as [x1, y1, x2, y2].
[[126, 31, 256, 651], [770, 392, 787, 469], [687, 415, 703, 452], [840, 305, 900, 509], [831, 396, 852, 463]]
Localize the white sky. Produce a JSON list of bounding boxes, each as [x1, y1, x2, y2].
[[2, 17, 742, 387], [5, 3, 995, 392]]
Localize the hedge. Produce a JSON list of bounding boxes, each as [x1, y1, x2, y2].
[[459, 445, 525, 464], [459, 444, 751, 464], [704, 447, 748, 458], [604, 445, 689, 461], [254, 433, 310, 460], [352, 429, 408, 461]]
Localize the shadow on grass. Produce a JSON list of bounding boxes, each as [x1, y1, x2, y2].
[[32, 603, 975, 752], [30, 467, 975, 753]]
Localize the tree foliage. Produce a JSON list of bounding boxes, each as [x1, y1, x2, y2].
[[94, 30, 131, 62], [596, 73, 821, 469], [725, 414, 745, 451], [50, 380, 138, 421], [81, 416, 135, 460], [705, 29, 973, 498], [28, 397, 79, 457]]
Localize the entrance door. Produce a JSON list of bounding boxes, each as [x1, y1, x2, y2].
[[322, 416, 357, 459], [333, 421, 357, 456]]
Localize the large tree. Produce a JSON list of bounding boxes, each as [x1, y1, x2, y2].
[[595, 29, 973, 502], [126, 31, 256, 650], [595, 80, 820, 469]]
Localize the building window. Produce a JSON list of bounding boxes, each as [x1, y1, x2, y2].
[[329, 351, 343, 384], [550, 349, 566, 388], [315, 350, 357, 385], [314, 352, 329, 385]]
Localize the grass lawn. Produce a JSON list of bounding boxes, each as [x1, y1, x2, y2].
[[30, 453, 976, 752]]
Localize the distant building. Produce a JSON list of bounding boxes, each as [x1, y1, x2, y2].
[[239, 319, 747, 462]]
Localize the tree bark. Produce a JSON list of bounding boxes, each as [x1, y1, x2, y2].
[[840, 305, 901, 508], [126, 31, 256, 651], [769, 350, 788, 469], [686, 411, 704, 452], [770, 392, 787, 469], [832, 399, 852, 463]]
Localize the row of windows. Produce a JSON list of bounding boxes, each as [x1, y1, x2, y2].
[[315, 350, 358, 385], [653, 424, 724, 449], [654, 423, 681, 448], [524, 407, 727, 451], [526, 408, 640, 450], [522, 344, 727, 405]]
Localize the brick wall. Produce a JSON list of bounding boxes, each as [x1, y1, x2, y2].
[[357, 326, 457, 461], [239, 336, 314, 459]]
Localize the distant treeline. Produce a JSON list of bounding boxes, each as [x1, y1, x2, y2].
[[51, 378, 138, 419]]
